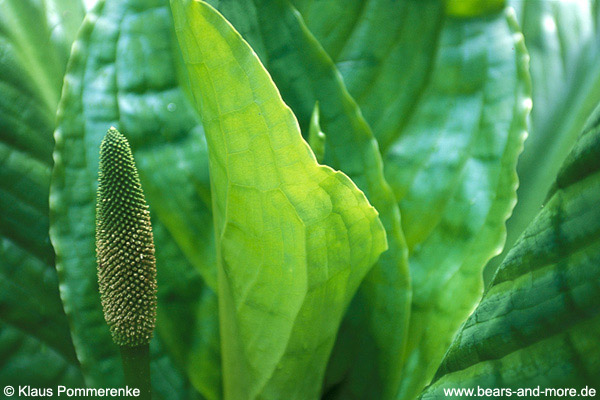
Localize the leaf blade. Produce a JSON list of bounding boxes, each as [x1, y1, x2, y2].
[[199, 3, 411, 397], [171, 1, 388, 398], [390, 12, 530, 399], [421, 105, 600, 397], [0, 0, 86, 386], [491, 0, 600, 277]]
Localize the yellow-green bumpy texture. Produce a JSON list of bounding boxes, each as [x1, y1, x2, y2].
[[96, 127, 157, 347]]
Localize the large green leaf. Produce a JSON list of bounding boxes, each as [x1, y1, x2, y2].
[[0, 0, 86, 386], [198, 1, 410, 398], [49, 0, 218, 397], [171, 1, 388, 399], [421, 105, 600, 398], [490, 0, 600, 278], [391, 12, 529, 400], [293, 3, 530, 398]]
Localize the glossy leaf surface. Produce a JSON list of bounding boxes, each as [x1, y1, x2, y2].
[[421, 105, 600, 398], [391, 13, 529, 400]]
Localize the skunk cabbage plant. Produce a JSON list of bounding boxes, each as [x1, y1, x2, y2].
[[0, 0, 599, 398]]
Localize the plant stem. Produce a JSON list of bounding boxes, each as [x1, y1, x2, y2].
[[120, 344, 151, 400]]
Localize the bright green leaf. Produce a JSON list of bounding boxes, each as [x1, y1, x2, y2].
[[421, 105, 600, 398], [445, 0, 505, 18], [171, 1, 388, 399], [49, 0, 218, 397], [0, 0, 85, 114], [200, 3, 411, 397]]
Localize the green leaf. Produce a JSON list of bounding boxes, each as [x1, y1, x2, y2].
[[308, 103, 325, 164], [0, 0, 86, 386], [491, 0, 600, 277], [44, 0, 89, 56], [421, 105, 600, 398], [171, 1, 388, 399], [295, 3, 530, 398], [510, 0, 597, 134], [291, 0, 446, 154], [445, 0, 505, 18], [390, 12, 530, 400], [0, 0, 85, 114], [49, 0, 218, 397], [0, 237, 81, 378], [149, 335, 206, 400], [153, 222, 221, 400], [198, 3, 411, 397], [0, 321, 83, 387]]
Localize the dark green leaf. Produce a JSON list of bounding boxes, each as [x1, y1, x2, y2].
[[49, 0, 218, 397], [153, 222, 221, 400], [0, 321, 83, 388], [0, 0, 86, 386], [421, 105, 600, 398]]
